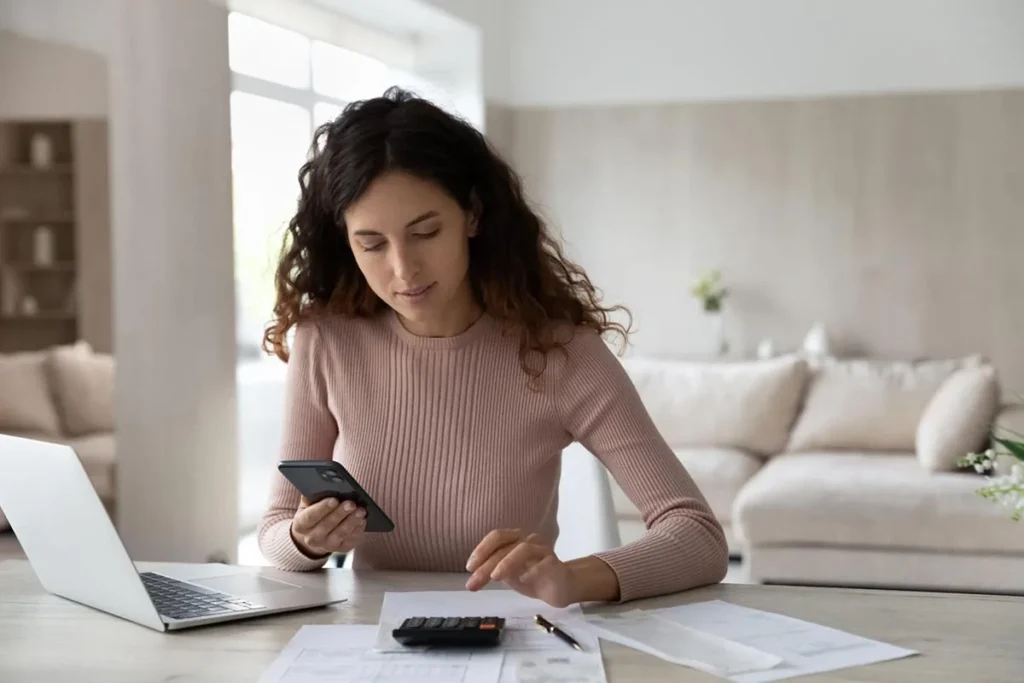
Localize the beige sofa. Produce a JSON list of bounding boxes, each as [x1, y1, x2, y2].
[[610, 353, 1024, 595], [0, 342, 115, 531]]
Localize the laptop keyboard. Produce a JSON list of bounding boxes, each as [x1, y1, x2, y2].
[[140, 572, 265, 621]]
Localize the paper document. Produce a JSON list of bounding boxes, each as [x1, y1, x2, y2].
[[586, 610, 783, 677], [259, 624, 504, 683], [652, 600, 919, 682], [376, 591, 606, 683]]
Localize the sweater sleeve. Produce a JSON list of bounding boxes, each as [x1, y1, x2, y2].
[[256, 320, 340, 571], [554, 328, 729, 602]]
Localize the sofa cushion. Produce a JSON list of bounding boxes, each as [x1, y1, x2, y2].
[[608, 447, 762, 524], [0, 351, 62, 435], [787, 355, 985, 453], [49, 345, 115, 436], [621, 355, 808, 455], [733, 452, 1024, 553], [916, 366, 1000, 472]]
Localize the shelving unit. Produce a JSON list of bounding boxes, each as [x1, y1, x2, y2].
[[0, 120, 80, 352]]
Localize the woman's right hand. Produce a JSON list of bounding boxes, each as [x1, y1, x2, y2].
[[289, 496, 367, 558]]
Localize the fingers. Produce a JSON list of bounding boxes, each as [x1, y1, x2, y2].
[[324, 507, 367, 550], [466, 542, 518, 591], [337, 524, 366, 553], [491, 536, 548, 583], [298, 500, 358, 549], [466, 529, 524, 572], [294, 497, 341, 532]]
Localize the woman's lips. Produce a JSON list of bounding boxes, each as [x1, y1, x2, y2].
[[397, 282, 436, 301]]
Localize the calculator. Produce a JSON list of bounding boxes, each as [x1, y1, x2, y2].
[[392, 616, 506, 648]]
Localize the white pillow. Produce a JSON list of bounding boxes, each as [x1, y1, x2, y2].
[[787, 355, 985, 453], [621, 354, 809, 455], [916, 366, 1000, 472]]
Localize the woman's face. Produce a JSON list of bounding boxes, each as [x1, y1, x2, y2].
[[344, 170, 478, 333]]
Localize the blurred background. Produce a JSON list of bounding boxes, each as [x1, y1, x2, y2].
[[0, 0, 1022, 595]]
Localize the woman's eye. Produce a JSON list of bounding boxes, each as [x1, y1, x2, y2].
[[362, 242, 386, 252], [414, 228, 440, 239]]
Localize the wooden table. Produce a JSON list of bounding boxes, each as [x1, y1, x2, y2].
[[1, 559, 1021, 682]]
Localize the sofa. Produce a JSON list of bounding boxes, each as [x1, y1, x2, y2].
[[607, 352, 1024, 596], [0, 341, 115, 531]]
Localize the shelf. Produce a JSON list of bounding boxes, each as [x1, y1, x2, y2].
[[0, 164, 73, 176], [1, 312, 76, 322], [2, 262, 76, 272], [0, 213, 74, 225]]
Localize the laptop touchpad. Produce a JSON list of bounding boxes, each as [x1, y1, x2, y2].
[[191, 574, 301, 596]]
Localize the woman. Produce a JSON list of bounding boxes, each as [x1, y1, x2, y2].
[[257, 87, 728, 607]]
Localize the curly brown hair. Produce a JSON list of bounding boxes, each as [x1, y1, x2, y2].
[[263, 87, 631, 379]]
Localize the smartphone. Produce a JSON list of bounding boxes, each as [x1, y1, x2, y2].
[[277, 460, 395, 533]]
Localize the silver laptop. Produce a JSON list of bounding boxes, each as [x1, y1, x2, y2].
[[0, 434, 347, 631]]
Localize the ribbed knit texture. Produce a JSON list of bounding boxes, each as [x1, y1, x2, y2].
[[257, 310, 728, 602]]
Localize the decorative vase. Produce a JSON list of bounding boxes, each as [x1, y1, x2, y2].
[[707, 311, 729, 357], [20, 296, 38, 316], [33, 225, 55, 266], [29, 133, 53, 168]]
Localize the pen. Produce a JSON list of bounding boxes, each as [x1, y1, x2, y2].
[[534, 614, 583, 651]]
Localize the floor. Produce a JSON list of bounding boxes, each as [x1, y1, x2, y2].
[[2, 529, 752, 583]]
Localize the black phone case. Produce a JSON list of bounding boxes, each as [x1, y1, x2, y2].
[[277, 460, 395, 532]]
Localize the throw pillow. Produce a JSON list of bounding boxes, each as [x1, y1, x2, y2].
[[621, 354, 810, 456], [787, 355, 985, 453], [0, 351, 62, 435], [48, 345, 115, 436], [916, 365, 1000, 472]]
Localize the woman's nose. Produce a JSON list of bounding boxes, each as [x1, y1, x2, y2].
[[391, 246, 421, 281]]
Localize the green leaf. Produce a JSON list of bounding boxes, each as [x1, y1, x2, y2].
[[993, 436, 1024, 462]]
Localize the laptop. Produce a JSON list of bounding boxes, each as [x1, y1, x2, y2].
[[0, 434, 347, 631]]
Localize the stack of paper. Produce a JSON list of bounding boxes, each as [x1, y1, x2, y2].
[[585, 610, 783, 678], [375, 590, 607, 683], [259, 590, 608, 683], [587, 600, 919, 682], [258, 624, 504, 683], [258, 592, 919, 683]]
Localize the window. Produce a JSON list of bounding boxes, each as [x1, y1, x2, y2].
[[227, 12, 419, 361]]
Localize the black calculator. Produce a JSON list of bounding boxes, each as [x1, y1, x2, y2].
[[392, 616, 506, 648]]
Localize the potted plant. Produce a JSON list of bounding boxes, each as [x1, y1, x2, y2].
[[957, 404, 1024, 521], [691, 270, 730, 356]]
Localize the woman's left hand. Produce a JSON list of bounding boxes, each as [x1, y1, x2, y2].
[[465, 529, 575, 608]]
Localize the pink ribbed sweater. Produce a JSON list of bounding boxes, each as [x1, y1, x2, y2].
[[257, 310, 728, 602]]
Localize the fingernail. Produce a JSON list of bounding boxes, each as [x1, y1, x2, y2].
[[344, 502, 355, 511], [327, 499, 338, 508], [355, 509, 366, 518], [466, 557, 476, 571]]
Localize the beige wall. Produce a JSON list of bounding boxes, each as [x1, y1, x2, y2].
[[0, 30, 107, 119], [508, 89, 1024, 395]]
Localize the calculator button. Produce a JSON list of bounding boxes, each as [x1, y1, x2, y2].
[[441, 617, 461, 629], [405, 617, 425, 629], [463, 618, 480, 628], [424, 617, 443, 629]]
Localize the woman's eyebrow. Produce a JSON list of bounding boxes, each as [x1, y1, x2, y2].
[[351, 211, 439, 237]]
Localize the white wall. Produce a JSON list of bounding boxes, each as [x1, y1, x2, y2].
[[0, 0, 109, 55], [506, 0, 1024, 107], [107, 0, 239, 563], [418, 0, 509, 104]]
